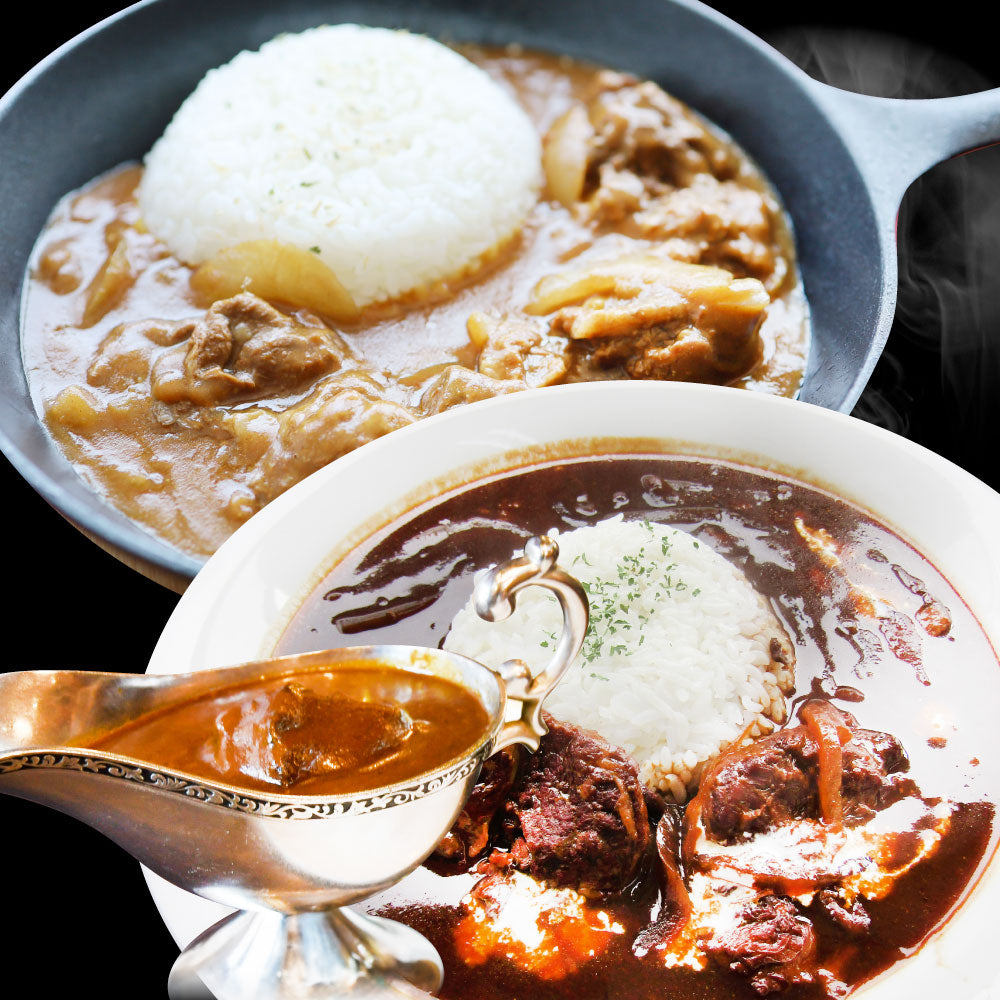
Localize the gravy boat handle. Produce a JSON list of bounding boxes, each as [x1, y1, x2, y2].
[[472, 535, 589, 753]]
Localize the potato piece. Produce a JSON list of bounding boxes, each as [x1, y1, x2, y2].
[[542, 105, 593, 207], [47, 385, 103, 432], [466, 311, 493, 350], [190, 240, 359, 322], [36, 240, 82, 295]]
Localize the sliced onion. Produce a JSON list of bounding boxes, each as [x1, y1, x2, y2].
[[191, 240, 359, 322], [542, 105, 593, 207], [800, 701, 852, 829]]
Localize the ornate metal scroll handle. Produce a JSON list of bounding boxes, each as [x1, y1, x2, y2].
[[474, 535, 589, 753]]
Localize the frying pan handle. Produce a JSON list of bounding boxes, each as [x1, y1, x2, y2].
[[807, 79, 1000, 225]]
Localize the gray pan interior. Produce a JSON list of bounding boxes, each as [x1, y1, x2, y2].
[[1, 0, 999, 587]]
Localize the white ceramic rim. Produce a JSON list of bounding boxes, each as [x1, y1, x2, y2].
[[143, 381, 1000, 999]]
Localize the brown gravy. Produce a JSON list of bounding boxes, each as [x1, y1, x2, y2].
[[275, 454, 998, 998], [89, 664, 491, 796], [22, 48, 808, 558]]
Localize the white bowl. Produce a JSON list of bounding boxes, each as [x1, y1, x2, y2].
[[144, 380, 1000, 999]]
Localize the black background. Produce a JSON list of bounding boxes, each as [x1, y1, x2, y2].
[[1, 2, 997, 996]]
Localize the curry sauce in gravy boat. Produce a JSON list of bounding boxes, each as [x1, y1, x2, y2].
[[0, 536, 588, 999]]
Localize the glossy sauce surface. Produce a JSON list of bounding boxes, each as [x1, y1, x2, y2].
[[90, 664, 491, 796], [277, 455, 998, 997]]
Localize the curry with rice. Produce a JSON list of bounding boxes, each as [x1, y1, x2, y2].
[[23, 43, 808, 557], [274, 453, 997, 998]]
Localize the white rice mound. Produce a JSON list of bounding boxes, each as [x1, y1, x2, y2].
[[138, 25, 541, 307], [445, 516, 796, 802]]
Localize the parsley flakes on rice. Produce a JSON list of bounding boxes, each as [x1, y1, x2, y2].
[[445, 516, 795, 802]]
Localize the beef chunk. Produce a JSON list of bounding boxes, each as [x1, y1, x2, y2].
[[467, 312, 569, 388], [234, 682, 413, 789], [588, 322, 761, 383], [88, 316, 192, 391], [435, 747, 521, 864], [697, 705, 915, 843], [435, 716, 650, 894], [813, 888, 871, 935], [527, 255, 768, 386], [703, 895, 817, 995], [239, 375, 415, 505], [234, 325, 339, 393], [578, 71, 739, 214], [633, 176, 783, 291], [699, 727, 818, 843], [540, 70, 786, 294], [502, 715, 650, 897], [841, 728, 916, 823], [151, 293, 344, 406], [417, 364, 521, 416]]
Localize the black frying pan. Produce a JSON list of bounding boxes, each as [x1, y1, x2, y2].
[[1, 0, 998, 588]]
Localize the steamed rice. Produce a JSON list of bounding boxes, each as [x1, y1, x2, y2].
[[444, 516, 795, 801], [138, 25, 541, 307]]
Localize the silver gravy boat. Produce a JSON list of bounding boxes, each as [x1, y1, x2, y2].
[[0, 536, 588, 999]]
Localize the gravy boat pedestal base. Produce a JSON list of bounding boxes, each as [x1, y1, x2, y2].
[[168, 909, 443, 999]]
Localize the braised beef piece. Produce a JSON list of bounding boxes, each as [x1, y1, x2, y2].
[[238, 375, 416, 506], [813, 888, 871, 935], [468, 312, 569, 388], [569, 72, 784, 294], [698, 727, 818, 842], [260, 682, 413, 787], [498, 715, 650, 897], [435, 747, 521, 865], [698, 709, 914, 843], [633, 178, 782, 288], [435, 716, 650, 895], [703, 895, 818, 996], [525, 255, 768, 387], [579, 71, 738, 211], [418, 365, 521, 416], [586, 321, 762, 384], [840, 728, 917, 824], [149, 293, 346, 407]]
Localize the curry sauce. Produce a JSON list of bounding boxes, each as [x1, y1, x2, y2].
[[88, 664, 491, 796]]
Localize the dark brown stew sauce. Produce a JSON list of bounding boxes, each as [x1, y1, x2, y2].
[[277, 456, 998, 998]]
